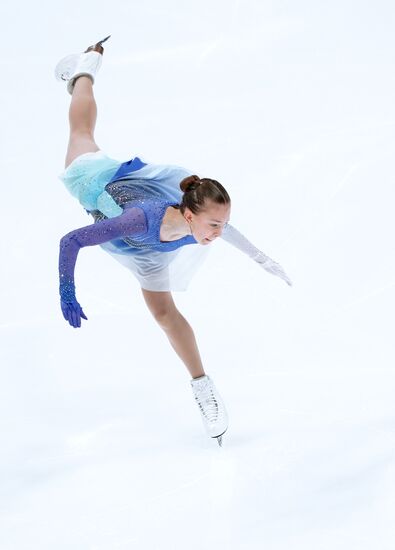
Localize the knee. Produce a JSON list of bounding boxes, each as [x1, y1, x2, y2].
[[152, 307, 179, 329], [141, 289, 178, 329]]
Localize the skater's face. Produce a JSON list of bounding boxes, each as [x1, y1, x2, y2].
[[185, 201, 231, 245]]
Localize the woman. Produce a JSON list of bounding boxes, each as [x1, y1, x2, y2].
[[55, 36, 292, 446]]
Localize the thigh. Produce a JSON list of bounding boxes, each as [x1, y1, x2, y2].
[[65, 134, 100, 169], [141, 288, 177, 320]]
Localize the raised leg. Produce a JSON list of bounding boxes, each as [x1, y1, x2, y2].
[[141, 289, 206, 379], [65, 76, 100, 169]]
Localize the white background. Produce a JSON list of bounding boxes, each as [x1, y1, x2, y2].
[[1, 1, 394, 548]]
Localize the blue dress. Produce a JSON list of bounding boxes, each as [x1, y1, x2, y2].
[[59, 151, 211, 291]]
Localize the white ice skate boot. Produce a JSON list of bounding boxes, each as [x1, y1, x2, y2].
[[54, 35, 110, 95], [190, 374, 228, 446]]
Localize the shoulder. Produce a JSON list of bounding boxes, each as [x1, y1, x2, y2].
[[123, 197, 168, 221], [118, 204, 148, 236]]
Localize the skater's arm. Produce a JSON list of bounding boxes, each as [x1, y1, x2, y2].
[[58, 207, 147, 325], [220, 223, 263, 260], [220, 223, 292, 286]]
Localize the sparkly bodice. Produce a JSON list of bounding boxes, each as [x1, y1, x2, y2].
[[92, 197, 196, 253], [92, 179, 197, 253]]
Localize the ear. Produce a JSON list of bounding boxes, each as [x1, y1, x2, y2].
[[184, 207, 193, 222]]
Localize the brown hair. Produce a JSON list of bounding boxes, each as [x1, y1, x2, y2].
[[174, 175, 231, 216]]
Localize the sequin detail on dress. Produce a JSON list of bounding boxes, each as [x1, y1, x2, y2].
[[90, 189, 196, 253]]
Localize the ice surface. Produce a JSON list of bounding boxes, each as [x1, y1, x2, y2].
[[1, 0, 395, 548]]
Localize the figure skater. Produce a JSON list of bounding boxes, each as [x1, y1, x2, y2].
[[55, 36, 292, 446]]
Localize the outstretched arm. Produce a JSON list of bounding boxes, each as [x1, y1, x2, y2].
[[220, 223, 292, 286], [59, 206, 147, 327]]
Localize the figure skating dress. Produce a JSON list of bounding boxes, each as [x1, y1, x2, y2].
[[59, 151, 211, 292]]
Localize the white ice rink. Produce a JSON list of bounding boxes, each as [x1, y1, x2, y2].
[[1, 1, 395, 548]]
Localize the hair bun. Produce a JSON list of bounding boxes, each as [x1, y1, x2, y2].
[[180, 175, 202, 193]]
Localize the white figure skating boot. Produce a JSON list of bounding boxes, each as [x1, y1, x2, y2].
[[54, 35, 111, 94], [190, 375, 228, 446]]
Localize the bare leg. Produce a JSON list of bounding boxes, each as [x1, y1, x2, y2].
[[65, 76, 100, 169], [141, 289, 206, 379]]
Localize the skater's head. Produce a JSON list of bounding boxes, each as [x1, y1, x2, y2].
[[175, 175, 231, 244]]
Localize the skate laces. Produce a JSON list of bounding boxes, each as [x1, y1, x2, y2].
[[193, 378, 219, 424]]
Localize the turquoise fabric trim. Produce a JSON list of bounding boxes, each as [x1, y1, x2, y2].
[[96, 191, 123, 217], [59, 153, 123, 214]]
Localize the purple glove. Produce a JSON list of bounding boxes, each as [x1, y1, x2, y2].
[[60, 281, 88, 328], [58, 206, 148, 328], [60, 298, 88, 328]]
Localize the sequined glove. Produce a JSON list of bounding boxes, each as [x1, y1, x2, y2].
[[253, 251, 293, 286], [59, 281, 88, 328], [58, 208, 149, 328]]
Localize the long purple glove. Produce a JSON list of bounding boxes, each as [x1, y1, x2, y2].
[[59, 206, 147, 327]]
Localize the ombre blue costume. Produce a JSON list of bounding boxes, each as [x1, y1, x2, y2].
[[59, 151, 292, 327]]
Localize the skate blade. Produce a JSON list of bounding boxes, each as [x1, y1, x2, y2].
[[213, 430, 226, 446], [97, 35, 111, 46], [85, 35, 111, 53]]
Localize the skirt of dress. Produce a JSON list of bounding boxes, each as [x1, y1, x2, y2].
[[59, 150, 211, 292]]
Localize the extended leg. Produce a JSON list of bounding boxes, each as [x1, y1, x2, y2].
[[141, 289, 206, 379], [65, 76, 100, 168], [142, 288, 228, 445], [56, 37, 110, 168]]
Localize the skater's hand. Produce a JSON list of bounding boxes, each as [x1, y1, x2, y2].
[[254, 251, 293, 287], [59, 280, 88, 327], [60, 298, 88, 328]]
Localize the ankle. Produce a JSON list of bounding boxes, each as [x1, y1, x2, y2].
[[73, 75, 94, 89]]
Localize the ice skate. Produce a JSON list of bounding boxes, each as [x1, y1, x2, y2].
[[190, 375, 228, 446], [54, 35, 111, 95]]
